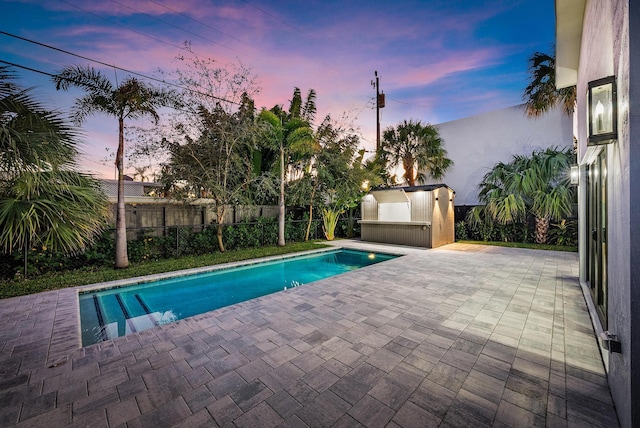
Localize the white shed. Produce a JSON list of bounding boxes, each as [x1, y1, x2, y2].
[[359, 184, 455, 248]]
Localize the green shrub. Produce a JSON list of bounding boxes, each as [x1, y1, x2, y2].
[[463, 206, 530, 243], [224, 221, 262, 250], [549, 219, 578, 246], [0, 212, 363, 281], [455, 221, 469, 240]]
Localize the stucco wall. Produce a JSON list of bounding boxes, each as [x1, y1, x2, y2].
[[425, 105, 573, 206], [575, 1, 635, 426], [627, 2, 640, 423]]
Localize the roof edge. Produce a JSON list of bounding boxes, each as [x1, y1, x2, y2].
[[555, 0, 586, 88], [371, 184, 455, 193]]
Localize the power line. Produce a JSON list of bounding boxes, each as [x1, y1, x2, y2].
[[0, 60, 56, 79], [0, 31, 240, 105], [57, 0, 209, 60], [389, 97, 432, 108], [240, 0, 308, 38], [351, 98, 375, 122], [107, 0, 238, 53], [147, 0, 255, 50], [1, 58, 243, 119]]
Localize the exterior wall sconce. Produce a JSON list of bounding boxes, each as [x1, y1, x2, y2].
[[587, 76, 617, 145], [570, 165, 579, 185]]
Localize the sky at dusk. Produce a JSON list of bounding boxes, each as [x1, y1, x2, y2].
[[1, 0, 557, 179]]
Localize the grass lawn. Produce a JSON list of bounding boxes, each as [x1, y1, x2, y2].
[[0, 241, 331, 299], [458, 240, 577, 252]]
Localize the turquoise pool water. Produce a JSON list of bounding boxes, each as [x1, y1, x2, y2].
[[79, 249, 397, 346]]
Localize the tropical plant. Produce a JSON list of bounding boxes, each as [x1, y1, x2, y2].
[[0, 170, 108, 253], [381, 119, 452, 186], [259, 87, 318, 246], [455, 221, 469, 241], [53, 65, 175, 269], [321, 207, 341, 241], [0, 66, 108, 275], [478, 147, 575, 244], [313, 116, 380, 239], [549, 219, 578, 246], [523, 49, 577, 117]]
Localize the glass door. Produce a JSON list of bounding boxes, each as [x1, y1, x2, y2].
[[586, 148, 608, 328]]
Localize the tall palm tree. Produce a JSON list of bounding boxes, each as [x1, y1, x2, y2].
[[381, 119, 452, 186], [479, 147, 574, 244], [0, 66, 108, 274], [53, 66, 175, 268], [259, 88, 317, 246], [523, 50, 576, 117]]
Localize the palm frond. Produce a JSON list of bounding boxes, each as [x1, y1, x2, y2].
[[1, 76, 79, 174], [53, 65, 114, 94], [523, 49, 576, 117], [0, 170, 108, 254]]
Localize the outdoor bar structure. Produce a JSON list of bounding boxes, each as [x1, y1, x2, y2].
[[359, 184, 455, 248]]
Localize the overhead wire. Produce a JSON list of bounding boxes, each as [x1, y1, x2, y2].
[[0, 32, 240, 105], [0, 59, 233, 118], [240, 0, 309, 38], [57, 0, 210, 60], [389, 97, 432, 109], [106, 0, 238, 53], [147, 0, 255, 50], [0, 59, 57, 80], [7, 1, 316, 110]]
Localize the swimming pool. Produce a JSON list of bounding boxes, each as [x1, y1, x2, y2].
[[79, 249, 397, 346]]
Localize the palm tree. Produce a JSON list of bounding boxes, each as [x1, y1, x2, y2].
[[523, 50, 576, 117], [1, 67, 76, 175], [478, 147, 574, 244], [381, 119, 452, 186], [53, 66, 175, 268], [259, 88, 317, 246], [0, 66, 108, 274], [0, 171, 109, 265]]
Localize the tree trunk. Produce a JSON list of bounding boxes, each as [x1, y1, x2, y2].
[[404, 158, 415, 186], [114, 117, 129, 269], [278, 146, 285, 246], [305, 203, 313, 241], [347, 208, 355, 238], [305, 180, 317, 241], [217, 222, 225, 253], [23, 239, 28, 278], [216, 204, 226, 252], [534, 216, 550, 244]]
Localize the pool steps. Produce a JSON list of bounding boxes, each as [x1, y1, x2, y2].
[[94, 293, 159, 341]]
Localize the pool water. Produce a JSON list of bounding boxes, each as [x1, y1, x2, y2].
[[79, 249, 397, 346]]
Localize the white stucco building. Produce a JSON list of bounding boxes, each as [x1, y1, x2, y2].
[[425, 104, 573, 206], [556, 1, 638, 426]]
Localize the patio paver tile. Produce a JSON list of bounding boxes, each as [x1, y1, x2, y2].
[[0, 242, 619, 427]]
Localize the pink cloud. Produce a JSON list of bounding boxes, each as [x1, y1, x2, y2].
[[391, 47, 503, 89]]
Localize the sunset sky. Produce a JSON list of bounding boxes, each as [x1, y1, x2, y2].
[[1, 0, 556, 179]]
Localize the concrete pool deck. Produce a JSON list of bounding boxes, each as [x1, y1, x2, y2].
[[0, 242, 618, 427]]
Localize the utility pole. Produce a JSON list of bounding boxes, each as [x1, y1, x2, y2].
[[372, 71, 385, 152]]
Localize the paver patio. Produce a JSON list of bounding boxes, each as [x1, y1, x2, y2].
[[0, 242, 619, 427]]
